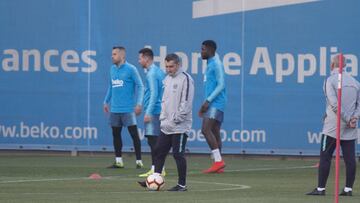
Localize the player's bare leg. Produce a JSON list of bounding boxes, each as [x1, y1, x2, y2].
[[201, 118, 225, 173], [212, 121, 224, 173], [212, 120, 222, 152]]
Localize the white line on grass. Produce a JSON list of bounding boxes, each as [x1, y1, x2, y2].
[[0, 166, 315, 184], [0, 177, 89, 184], [0, 164, 317, 195], [0, 164, 315, 185], [185, 164, 316, 175], [0, 187, 248, 195], [213, 165, 316, 173], [0, 176, 248, 186], [0, 177, 250, 194], [0, 165, 315, 184]]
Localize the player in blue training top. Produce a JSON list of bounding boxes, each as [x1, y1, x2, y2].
[[199, 40, 227, 173], [104, 46, 144, 169], [137, 48, 166, 177]]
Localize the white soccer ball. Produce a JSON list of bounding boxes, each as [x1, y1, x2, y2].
[[146, 174, 165, 191]]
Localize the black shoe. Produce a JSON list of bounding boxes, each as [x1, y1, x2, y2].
[[137, 181, 147, 188], [340, 190, 352, 196], [167, 185, 187, 192], [306, 188, 325, 196]]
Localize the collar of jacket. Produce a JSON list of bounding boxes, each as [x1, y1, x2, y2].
[[331, 68, 345, 75], [147, 63, 155, 71], [114, 61, 128, 68], [207, 55, 216, 64], [144, 63, 155, 73], [170, 67, 183, 78]]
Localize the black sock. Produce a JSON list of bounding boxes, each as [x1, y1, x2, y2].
[[111, 127, 122, 157], [128, 125, 142, 160]]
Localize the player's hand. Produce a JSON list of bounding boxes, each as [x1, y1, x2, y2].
[[348, 117, 357, 128], [198, 100, 209, 117], [144, 115, 152, 123], [103, 104, 109, 113], [135, 105, 142, 116], [198, 109, 203, 117]]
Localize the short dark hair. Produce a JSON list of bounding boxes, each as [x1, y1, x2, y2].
[[165, 53, 180, 64], [138, 48, 154, 59], [113, 46, 125, 51], [202, 40, 217, 51]]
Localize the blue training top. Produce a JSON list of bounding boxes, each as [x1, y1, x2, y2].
[[104, 61, 144, 113], [143, 64, 165, 116], [204, 55, 227, 112]]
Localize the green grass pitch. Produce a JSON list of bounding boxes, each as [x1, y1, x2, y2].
[[0, 152, 359, 203]]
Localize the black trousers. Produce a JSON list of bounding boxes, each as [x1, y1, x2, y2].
[[154, 132, 188, 186], [318, 134, 356, 188], [146, 136, 158, 166]]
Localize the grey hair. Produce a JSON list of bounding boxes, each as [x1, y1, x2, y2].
[[165, 53, 180, 64]]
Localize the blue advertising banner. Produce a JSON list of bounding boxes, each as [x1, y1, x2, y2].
[[1, 0, 359, 155]]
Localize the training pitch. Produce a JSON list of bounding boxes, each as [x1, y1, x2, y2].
[[0, 152, 359, 203]]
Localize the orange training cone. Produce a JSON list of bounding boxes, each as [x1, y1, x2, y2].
[[88, 173, 102, 180]]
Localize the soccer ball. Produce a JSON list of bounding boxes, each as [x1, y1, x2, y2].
[[146, 174, 165, 191]]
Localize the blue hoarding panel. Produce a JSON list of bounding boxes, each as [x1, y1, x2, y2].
[[1, 0, 359, 155]]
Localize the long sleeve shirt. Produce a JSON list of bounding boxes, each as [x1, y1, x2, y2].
[[204, 55, 227, 112], [143, 64, 165, 116], [104, 62, 144, 113]]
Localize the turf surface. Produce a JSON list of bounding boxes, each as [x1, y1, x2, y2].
[[0, 152, 359, 203]]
